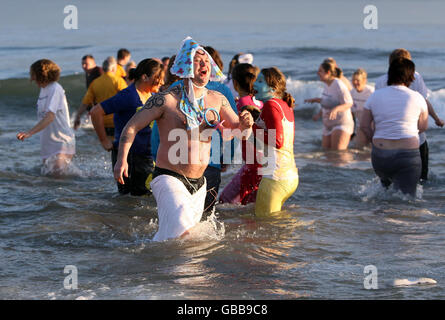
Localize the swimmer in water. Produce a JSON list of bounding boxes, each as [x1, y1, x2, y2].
[[17, 59, 76, 176], [219, 63, 264, 205], [90, 58, 164, 196], [113, 37, 253, 241], [361, 58, 429, 196], [252, 67, 299, 216], [305, 59, 354, 150], [350, 68, 374, 149]]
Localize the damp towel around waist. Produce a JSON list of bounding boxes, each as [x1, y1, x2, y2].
[[151, 174, 207, 242]]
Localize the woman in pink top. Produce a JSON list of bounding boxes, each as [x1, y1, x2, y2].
[[219, 63, 263, 205]]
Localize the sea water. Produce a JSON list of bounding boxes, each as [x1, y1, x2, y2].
[[1, 0, 445, 299]]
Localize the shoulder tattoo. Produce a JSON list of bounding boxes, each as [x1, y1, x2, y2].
[[143, 93, 165, 110], [142, 85, 181, 111]]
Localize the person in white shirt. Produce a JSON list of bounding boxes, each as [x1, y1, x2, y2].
[[350, 68, 374, 149], [305, 59, 354, 150], [360, 58, 429, 196], [374, 48, 444, 181], [17, 59, 76, 175]]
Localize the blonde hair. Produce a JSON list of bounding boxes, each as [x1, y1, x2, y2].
[[353, 68, 367, 79], [30, 59, 60, 85]]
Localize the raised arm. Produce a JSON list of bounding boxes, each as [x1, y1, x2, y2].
[[304, 98, 321, 104], [426, 99, 444, 127], [113, 93, 165, 184]]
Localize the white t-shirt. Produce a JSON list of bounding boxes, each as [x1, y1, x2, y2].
[[319, 78, 354, 135], [364, 85, 427, 140], [374, 71, 429, 143], [37, 82, 76, 159], [351, 85, 374, 113], [321, 78, 353, 109]]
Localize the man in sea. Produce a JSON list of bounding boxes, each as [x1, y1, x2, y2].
[[113, 37, 253, 241], [81, 54, 103, 89], [116, 48, 131, 80], [73, 57, 127, 136]]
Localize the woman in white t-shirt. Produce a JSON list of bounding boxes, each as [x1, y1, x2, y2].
[[17, 59, 76, 175], [305, 59, 354, 150], [350, 68, 374, 149], [360, 58, 428, 196]]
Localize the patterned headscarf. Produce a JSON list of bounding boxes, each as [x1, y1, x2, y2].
[[170, 37, 226, 130], [170, 36, 225, 81]]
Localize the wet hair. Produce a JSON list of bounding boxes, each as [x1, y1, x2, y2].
[[321, 58, 342, 78], [387, 58, 415, 87], [128, 58, 164, 86], [161, 56, 170, 64], [30, 59, 60, 84], [162, 55, 179, 89], [203, 46, 223, 71], [117, 48, 130, 60], [231, 63, 259, 95], [353, 68, 367, 79], [102, 56, 117, 72], [82, 54, 94, 61], [389, 48, 411, 65], [261, 67, 295, 108]]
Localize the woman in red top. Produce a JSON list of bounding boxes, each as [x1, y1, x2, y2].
[[252, 67, 299, 216]]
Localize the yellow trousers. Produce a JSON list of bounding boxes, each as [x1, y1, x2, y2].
[[255, 177, 299, 217]]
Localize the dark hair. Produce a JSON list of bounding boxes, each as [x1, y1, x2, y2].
[[82, 54, 94, 61], [261, 67, 295, 108], [161, 56, 170, 63], [117, 48, 130, 60], [162, 55, 179, 89], [128, 58, 164, 86], [232, 63, 258, 95], [387, 58, 415, 86], [128, 68, 137, 80], [203, 46, 223, 71], [30, 59, 60, 84]]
